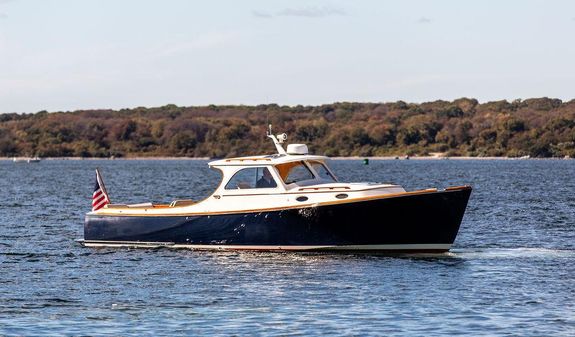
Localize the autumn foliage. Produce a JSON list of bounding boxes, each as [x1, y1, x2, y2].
[[1, 98, 574, 158]]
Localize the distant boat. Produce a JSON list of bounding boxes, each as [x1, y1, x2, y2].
[[13, 156, 41, 163]]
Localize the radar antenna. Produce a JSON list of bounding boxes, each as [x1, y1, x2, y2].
[[267, 124, 287, 155]]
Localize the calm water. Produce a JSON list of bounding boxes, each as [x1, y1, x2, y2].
[[1, 159, 574, 336]]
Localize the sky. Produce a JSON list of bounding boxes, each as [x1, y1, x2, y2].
[[0, 0, 574, 113]]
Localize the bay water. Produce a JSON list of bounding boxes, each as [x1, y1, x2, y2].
[[1, 159, 574, 336]]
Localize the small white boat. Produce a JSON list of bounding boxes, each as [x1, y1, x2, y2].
[[13, 156, 41, 163], [83, 127, 472, 253]]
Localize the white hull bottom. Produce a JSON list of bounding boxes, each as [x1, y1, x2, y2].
[[80, 240, 452, 252]]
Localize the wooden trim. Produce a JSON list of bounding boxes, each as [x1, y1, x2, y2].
[[92, 185, 471, 217], [211, 155, 328, 167], [222, 184, 401, 196], [445, 185, 472, 191]]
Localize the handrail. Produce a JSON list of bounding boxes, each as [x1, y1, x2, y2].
[[225, 158, 272, 162], [298, 186, 351, 191]]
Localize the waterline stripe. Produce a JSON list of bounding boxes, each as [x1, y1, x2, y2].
[[81, 241, 451, 251]]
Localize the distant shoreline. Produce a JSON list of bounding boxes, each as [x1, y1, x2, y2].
[[1, 156, 571, 161], [3, 99, 575, 160]]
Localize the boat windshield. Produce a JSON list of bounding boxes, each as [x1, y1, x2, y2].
[[275, 161, 314, 185], [275, 160, 337, 185], [309, 161, 337, 182]]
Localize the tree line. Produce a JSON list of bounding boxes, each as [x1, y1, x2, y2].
[[1, 97, 574, 158]]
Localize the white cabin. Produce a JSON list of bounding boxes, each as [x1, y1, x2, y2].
[[95, 130, 406, 216]]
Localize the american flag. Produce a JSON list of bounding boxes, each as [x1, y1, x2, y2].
[[92, 168, 110, 211]]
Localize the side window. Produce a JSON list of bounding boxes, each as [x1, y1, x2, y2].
[[225, 167, 277, 190]]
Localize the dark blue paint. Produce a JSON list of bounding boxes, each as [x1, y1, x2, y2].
[[84, 188, 471, 248]]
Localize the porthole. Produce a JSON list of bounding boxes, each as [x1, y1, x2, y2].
[[335, 193, 348, 199], [296, 196, 308, 202]]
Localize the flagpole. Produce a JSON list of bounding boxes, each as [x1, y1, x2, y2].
[[95, 168, 111, 203]]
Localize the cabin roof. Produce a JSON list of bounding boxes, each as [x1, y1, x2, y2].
[[208, 153, 329, 167]]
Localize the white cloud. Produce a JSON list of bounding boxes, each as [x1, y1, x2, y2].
[[277, 7, 346, 18], [0, 0, 15, 19], [252, 10, 272, 19], [253, 6, 346, 19]]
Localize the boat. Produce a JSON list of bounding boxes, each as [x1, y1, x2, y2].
[[13, 156, 41, 163], [82, 127, 472, 253]]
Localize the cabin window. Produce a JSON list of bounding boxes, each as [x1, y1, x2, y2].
[[276, 161, 314, 185], [225, 167, 277, 190], [310, 161, 337, 182]]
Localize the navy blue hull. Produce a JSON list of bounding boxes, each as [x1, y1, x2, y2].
[[84, 187, 472, 251]]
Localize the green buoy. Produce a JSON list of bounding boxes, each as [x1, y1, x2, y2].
[[363, 158, 369, 165]]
